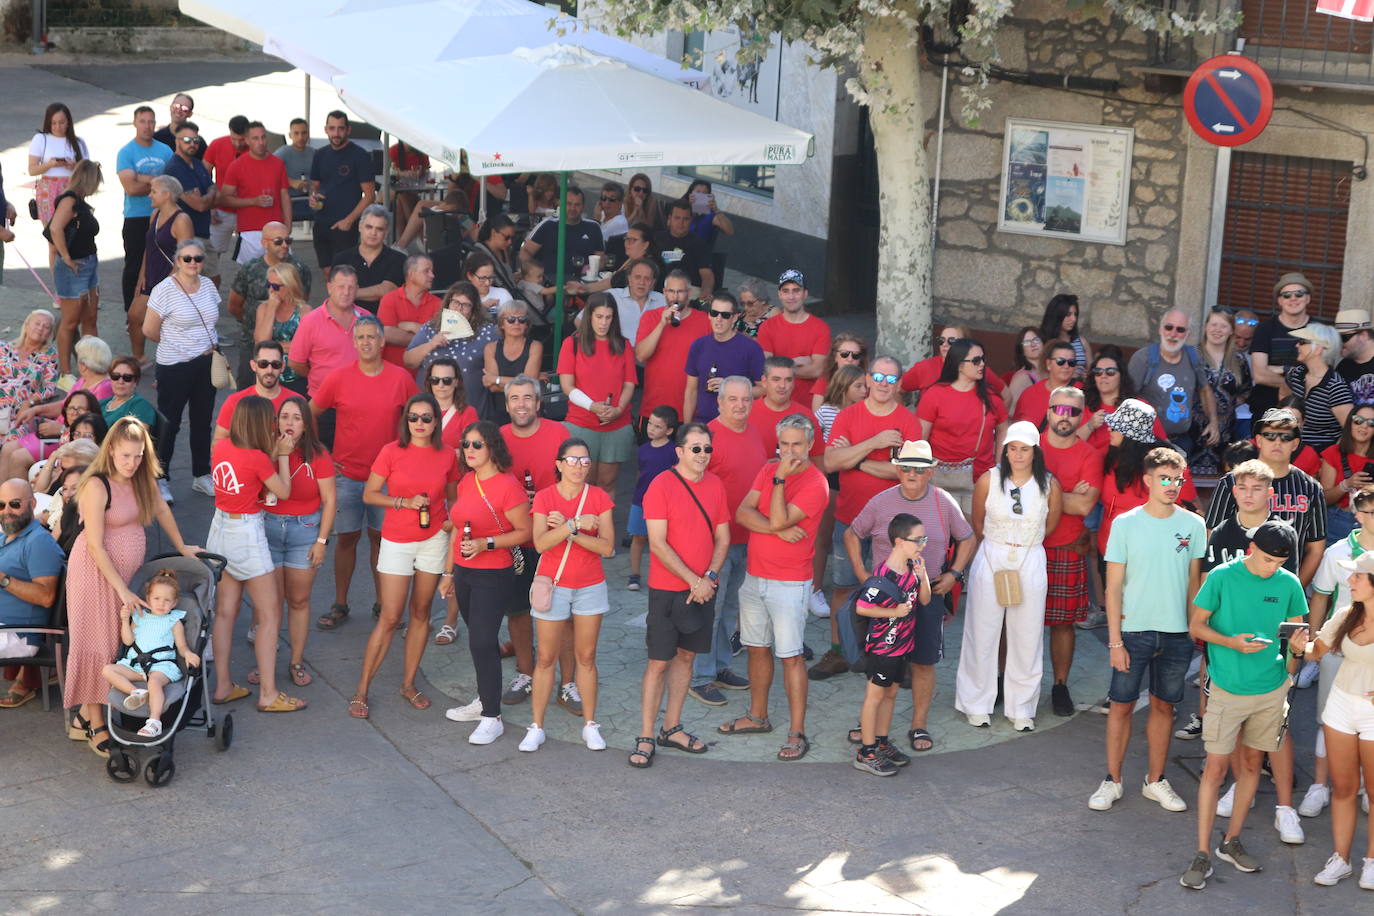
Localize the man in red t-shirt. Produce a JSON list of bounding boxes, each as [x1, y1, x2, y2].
[[214, 339, 291, 442], [310, 315, 418, 629], [377, 255, 440, 365], [634, 271, 709, 428], [758, 269, 830, 402], [202, 114, 248, 286], [750, 356, 824, 459], [499, 377, 574, 707], [1013, 339, 1080, 425], [1040, 386, 1104, 716], [820, 356, 921, 657], [724, 414, 830, 758], [637, 422, 731, 762], [219, 122, 291, 267]]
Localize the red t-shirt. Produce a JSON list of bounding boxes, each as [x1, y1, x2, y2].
[[371, 441, 460, 543], [221, 153, 288, 232], [501, 419, 570, 547], [556, 337, 636, 431], [635, 306, 710, 418], [1320, 445, 1373, 508], [749, 399, 824, 458], [1012, 379, 1084, 426], [377, 288, 442, 366], [642, 468, 729, 590], [532, 484, 614, 587], [1098, 468, 1199, 554], [450, 471, 526, 570], [744, 462, 830, 580], [915, 385, 1008, 479], [203, 135, 246, 188], [902, 355, 1006, 394], [1293, 445, 1321, 478], [312, 362, 418, 479], [707, 419, 770, 545], [1042, 438, 1104, 547], [827, 401, 922, 525], [758, 314, 831, 403], [439, 405, 480, 454], [215, 385, 290, 434], [210, 438, 276, 514], [267, 447, 334, 517], [1083, 404, 1169, 452]]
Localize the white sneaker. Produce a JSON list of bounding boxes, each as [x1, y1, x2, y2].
[[191, 474, 215, 497], [518, 724, 545, 752], [966, 713, 991, 728], [1361, 856, 1374, 890], [809, 589, 830, 618], [1089, 778, 1124, 811], [246, 625, 257, 646], [444, 698, 483, 722], [1009, 717, 1034, 732], [1296, 659, 1320, 689], [1275, 805, 1305, 844], [1216, 783, 1254, 817], [157, 478, 174, 505], [1363, 790, 1370, 814], [1174, 712, 1202, 740], [123, 688, 148, 711], [1142, 777, 1188, 812], [1313, 852, 1352, 886], [582, 721, 606, 751], [1298, 783, 1331, 818], [468, 716, 504, 745]]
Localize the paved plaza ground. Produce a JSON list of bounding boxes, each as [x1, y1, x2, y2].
[[0, 53, 1367, 914]]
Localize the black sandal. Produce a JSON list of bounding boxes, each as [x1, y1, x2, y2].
[[657, 724, 708, 754], [628, 736, 656, 768], [317, 603, 350, 630], [69, 710, 91, 742], [847, 724, 863, 745], [908, 728, 934, 752], [87, 724, 111, 759]]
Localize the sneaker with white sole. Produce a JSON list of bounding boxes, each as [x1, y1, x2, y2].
[[966, 713, 991, 728], [1174, 712, 1202, 740], [468, 716, 504, 745], [1215, 836, 1262, 873], [1298, 782, 1330, 818], [557, 681, 583, 716], [191, 474, 215, 497], [445, 698, 483, 722], [1076, 608, 1107, 630], [137, 718, 163, 738], [809, 589, 830, 618], [1361, 856, 1374, 890], [1088, 778, 1124, 811], [518, 724, 545, 752], [1180, 852, 1213, 890], [156, 478, 174, 505], [1295, 659, 1319, 689], [246, 625, 257, 646], [582, 721, 606, 750], [1313, 852, 1352, 886], [1216, 783, 1254, 818], [1009, 717, 1034, 732], [1275, 805, 1305, 844], [1143, 777, 1188, 812], [501, 672, 533, 705], [123, 688, 148, 711]]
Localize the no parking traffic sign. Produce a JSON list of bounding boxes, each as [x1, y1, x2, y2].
[[1182, 55, 1274, 147]]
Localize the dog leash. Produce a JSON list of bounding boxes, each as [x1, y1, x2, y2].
[[6, 241, 62, 306]]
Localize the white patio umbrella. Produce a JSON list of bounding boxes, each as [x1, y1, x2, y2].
[[178, 0, 342, 46]]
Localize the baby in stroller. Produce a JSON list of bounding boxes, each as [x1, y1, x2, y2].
[[102, 569, 199, 738]]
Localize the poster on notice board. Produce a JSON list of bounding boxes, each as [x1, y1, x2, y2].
[[998, 118, 1133, 246]]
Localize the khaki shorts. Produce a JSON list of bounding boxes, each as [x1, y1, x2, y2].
[[1201, 681, 1291, 756]]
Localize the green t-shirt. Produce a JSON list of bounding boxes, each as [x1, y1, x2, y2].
[[100, 393, 157, 429], [1194, 556, 1306, 695], [1104, 505, 1206, 633]]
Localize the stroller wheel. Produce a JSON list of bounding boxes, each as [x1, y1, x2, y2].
[[215, 713, 233, 751], [106, 751, 136, 783], [144, 755, 176, 788]]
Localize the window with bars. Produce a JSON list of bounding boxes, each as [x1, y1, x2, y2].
[[1217, 152, 1352, 320]]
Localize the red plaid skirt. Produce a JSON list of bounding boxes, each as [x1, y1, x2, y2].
[[1044, 546, 1088, 625]]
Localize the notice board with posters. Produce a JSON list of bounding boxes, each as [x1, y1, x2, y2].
[[997, 118, 1133, 246]]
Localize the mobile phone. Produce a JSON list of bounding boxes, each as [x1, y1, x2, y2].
[[1277, 621, 1307, 641], [1246, 635, 1274, 645], [690, 191, 711, 215]]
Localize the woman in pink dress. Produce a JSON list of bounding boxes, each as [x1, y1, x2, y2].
[[64, 416, 199, 758]]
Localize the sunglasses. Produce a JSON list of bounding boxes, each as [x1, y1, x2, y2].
[[1049, 357, 1074, 367], [498, 232, 516, 242], [269, 237, 292, 246], [837, 349, 862, 359], [267, 281, 283, 291], [708, 309, 734, 320], [1278, 290, 1309, 299], [1258, 431, 1298, 443], [1353, 415, 1374, 427], [461, 440, 487, 449], [870, 372, 899, 384], [254, 359, 283, 370], [407, 413, 435, 423], [177, 136, 198, 143], [1050, 404, 1083, 417], [961, 356, 985, 365], [428, 375, 456, 385], [109, 372, 137, 382], [1010, 486, 1023, 516], [685, 445, 714, 454], [473, 272, 495, 281], [171, 103, 192, 112], [631, 186, 648, 194], [180, 254, 205, 263], [504, 316, 529, 325], [1092, 367, 1119, 377], [1234, 317, 1258, 327], [1156, 475, 1184, 487], [560, 455, 592, 467], [1162, 323, 1187, 333], [1022, 336, 1042, 346], [1, 499, 27, 510], [939, 335, 959, 345], [600, 195, 620, 203]]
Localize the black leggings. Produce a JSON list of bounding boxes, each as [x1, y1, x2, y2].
[[156, 352, 217, 478], [455, 566, 511, 718], [122, 216, 150, 310]]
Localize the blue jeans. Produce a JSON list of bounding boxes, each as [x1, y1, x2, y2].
[[831, 521, 873, 666], [1327, 506, 1356, 546], [691, 543, 746, 687], [1108, 630, 1193, 705]]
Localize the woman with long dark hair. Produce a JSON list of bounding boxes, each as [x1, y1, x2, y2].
[[623, 172, 664, 231], [557, 292, 636, 491], [916, 338, 1008, 515], [28, 102, 89, 250], [956, 421, 1061, 732], [1320, 404, 1374, 544], [1039, 293, 1092, 379], [1005, 326, 1046, 413], [1080, 349, 1158, 451]]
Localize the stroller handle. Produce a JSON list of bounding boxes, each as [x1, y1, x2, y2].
[[148, 551, 229, 581]]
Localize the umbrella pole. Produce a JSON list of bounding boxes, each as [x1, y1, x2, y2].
[[382, 131, 392, 243], [304, 73, 311, 126], [479, 180, 487, 225], [553, 171, 568, 354]]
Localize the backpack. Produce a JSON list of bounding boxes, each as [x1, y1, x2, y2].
[[56, 473, 110, 557], [847, 566, 913, 647]]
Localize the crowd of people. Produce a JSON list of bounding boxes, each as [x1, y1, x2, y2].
[[1, 97, 1373, 895]]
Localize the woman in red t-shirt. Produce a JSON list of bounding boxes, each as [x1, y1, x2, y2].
[[557, 293, 637, 491], [426, 357, 478, 645], [808, 332, 868, 412], [1078, 351, 1167, 451], [916, 338, 1009, 515], [520, 438, 616, 753], [350, 393, 460, 718], [439, 420, 532, 745], [206, 395, 304, 713], [262, 396, 335, 690], [1319, 404, 1374, 543]]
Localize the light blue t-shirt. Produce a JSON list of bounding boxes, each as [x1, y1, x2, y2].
[[1104, 504, 1206, 633], [116, 138, 173, 218]]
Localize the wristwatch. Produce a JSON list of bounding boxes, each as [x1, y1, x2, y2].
[[486, 536, 496, 551], [706, 570, 720, 583], [949, 569, 965, 584], [316, 538, 328, 546], [0, 574, 9, 590], [772, 476, 785, 485]]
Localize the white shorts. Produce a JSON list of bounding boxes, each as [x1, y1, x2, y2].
[[1321, 684, 1374, 741], [206, 211, 236, 275], [377, 530, 450, 576], [0, 632, 39, 657], [206, 510, 273, 581], [236, 230, 265, 265]]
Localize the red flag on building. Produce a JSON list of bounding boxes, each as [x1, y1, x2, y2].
[[1317, 0, 1374, 21]]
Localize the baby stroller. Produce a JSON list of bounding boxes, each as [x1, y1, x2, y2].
[[104, 552, 229, 787]]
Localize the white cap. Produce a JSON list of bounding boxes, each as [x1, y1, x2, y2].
[[1003, 420, 1040, 449]]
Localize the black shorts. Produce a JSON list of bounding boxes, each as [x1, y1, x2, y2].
[[506, 550, 538, 616], [646, 588, 716, 661], [907, 597, 946, 667], [314, 226, 359, 277], [865, 653, 906, 687]]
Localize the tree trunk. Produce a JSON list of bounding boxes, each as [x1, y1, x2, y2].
[[861, 6, 931, 373]]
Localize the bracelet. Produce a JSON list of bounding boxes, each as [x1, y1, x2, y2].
[[315, 538, 328, 545], [1107, 641, 1124, 649]]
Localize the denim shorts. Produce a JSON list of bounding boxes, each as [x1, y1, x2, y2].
[[532, 580, 610, 622], [738, 574, 809, 658], [1108, 630, 1194, 705], [264, 509, 322, 570], [333, 473, 384, 535], [54, 253, 98, 298], [627, 504, 647, 537], [829, 521, 870, 588]]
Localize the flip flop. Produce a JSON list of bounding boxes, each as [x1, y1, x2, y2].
[[246, 668, 260, 685], [258, 692, 307, 713], [348, 696, 369, 719], [289, 663, 312, 687], [400, 687, 431, 710], [212, 684, 251, 705], [718, 713, 772, 735], [908, 728, 934, 752]]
